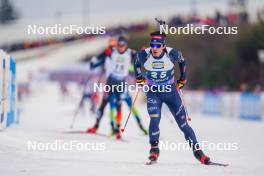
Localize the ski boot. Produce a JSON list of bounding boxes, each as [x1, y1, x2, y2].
[[87, 127, 97, 133], [146, 142, 159, 165], [115, 125, 122, 140], [193, 148, 210, 165], [87, 123, 99, 134]]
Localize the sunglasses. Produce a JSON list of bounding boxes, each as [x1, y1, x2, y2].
[[118, 41, 128, 46], [118, 42, 127, 46], [150, 43, 162, 48]]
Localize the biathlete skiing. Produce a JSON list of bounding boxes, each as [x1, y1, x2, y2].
[[87, 36, 137, 139], [86, 36, 118, 133], [134, 31, 214, 165]]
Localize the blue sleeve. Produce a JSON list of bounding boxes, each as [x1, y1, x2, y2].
[[169, 48, 187, 81], [130, 49, 137, 64], [90, 51, 108, 69], [134, 50, 148, 78], [168, 48, 181, 63]]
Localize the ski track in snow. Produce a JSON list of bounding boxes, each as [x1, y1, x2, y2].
[[1, 40, 264, 176]]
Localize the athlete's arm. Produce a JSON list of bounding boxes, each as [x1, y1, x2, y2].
[[134, 49, 147, 78], [90, 47, 113, 69], [134, 49, 148, 83], [169, 49, 187, 81]]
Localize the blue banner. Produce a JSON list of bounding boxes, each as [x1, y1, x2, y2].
[[240, 93, 261, 120], [202, 92, 222, 116]]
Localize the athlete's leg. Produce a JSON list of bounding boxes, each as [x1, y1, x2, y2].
[[109, 94, 116, 135], [115, 92, 122, 129], [164, 85, 198, 147], [164, 84, 210, 164], [147, 91, 162, 145], [146, 91, 162, 161], [93, 91, 112, 128], [88, 78, 113, 132]]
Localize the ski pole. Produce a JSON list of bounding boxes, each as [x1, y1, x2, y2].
[[70, 98, 83, 128], [178, 88, 192, 121], [70, 109, 79, 129], [121, 90, 140, 133]]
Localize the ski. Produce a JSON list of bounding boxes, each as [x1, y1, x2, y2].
[[207, 161, 229, 167], [145, 160, 157, 165], [144, 160, 228, 166], [63, 131, 128, 142], [63, 130, 106, 136]]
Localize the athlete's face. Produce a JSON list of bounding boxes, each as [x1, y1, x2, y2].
[[109, 38, 117, 47], [117, 44, 128, 53], [150, 43, 165, 57]]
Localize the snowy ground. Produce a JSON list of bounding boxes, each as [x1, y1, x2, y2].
[[0, 82, 264, 176], [1, 37, 264, 176]]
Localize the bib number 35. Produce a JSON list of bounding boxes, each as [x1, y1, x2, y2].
[[150, 71, 167, 79]]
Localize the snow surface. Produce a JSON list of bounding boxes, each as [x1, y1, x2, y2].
[[1, 39, 264, 176], [1, 82, 264, 176]]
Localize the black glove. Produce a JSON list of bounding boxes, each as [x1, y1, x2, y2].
[[176, 79, 187, 89], [135, 75, 145, 84]]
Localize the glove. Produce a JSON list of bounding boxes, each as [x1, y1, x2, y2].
[[176, 79, 187, 89], [135, 76, 145, 85]]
